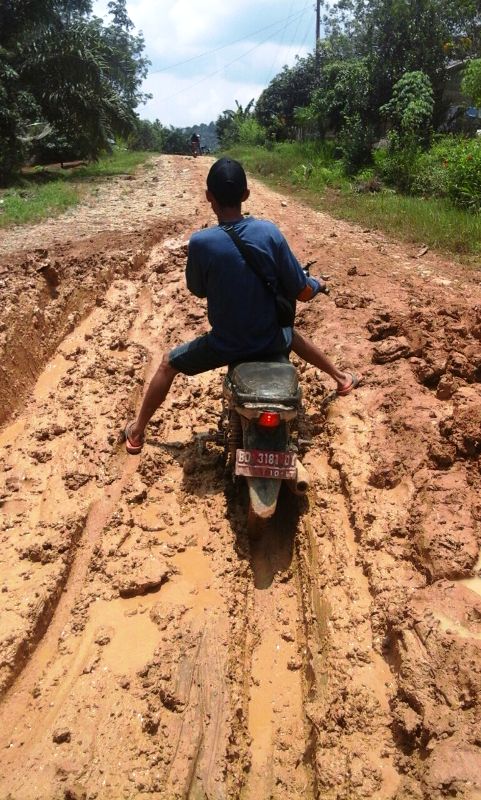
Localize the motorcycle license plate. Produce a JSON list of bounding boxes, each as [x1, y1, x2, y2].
[[235, 449, 297, 479]]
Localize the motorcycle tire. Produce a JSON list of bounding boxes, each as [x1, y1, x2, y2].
[[247, 502, 267, 540]]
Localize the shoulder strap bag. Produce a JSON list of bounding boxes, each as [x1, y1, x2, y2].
[[222, 224, 295, 328]]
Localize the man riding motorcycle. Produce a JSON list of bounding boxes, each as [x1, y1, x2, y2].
[[190, 132, 201, 157], [124, 158, 361, 454]]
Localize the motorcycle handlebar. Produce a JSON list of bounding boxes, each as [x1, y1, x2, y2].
[[302, 259, 331, 295]]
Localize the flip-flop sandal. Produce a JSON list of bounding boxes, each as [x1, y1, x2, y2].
[[336, 372, 363, 397], [122, 423, 144, 455]]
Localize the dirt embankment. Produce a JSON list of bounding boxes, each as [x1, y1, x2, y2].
[[0, 154, 480, 800]]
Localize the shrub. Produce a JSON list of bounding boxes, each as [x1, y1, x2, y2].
[[373, 132, 422, 192], [411, 147, 450, 197], [381, 71, 434, 142], [444, 138, 481, 209], [339, 113, 374, 175], [413, 136, 481, 209], [374, 72, 435, 194], [237, 118, 265, 147]]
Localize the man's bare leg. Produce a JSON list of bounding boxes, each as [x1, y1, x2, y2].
[[126, 353, 178, 447], [291, 330, 359, 393]]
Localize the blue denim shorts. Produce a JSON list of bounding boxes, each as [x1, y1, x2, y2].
[[168, 332, 291, 376], [168, 335, 233, 376]]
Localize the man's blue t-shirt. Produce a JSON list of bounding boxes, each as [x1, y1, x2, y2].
[[186, 216, 309, 359]]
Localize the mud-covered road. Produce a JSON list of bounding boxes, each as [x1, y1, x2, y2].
[[0, 155, 480, 800]]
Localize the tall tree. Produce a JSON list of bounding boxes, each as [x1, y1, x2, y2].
[[324, 0, 447, 112], [255, 54, 319, 138], [0, 0, 149, 183], [323, 0, 481, 121]]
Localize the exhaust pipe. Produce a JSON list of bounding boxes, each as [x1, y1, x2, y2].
[[287, 459, 310, 496]]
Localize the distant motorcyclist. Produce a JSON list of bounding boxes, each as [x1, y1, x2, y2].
[[124, 158, 361, 453], [190, 132, 201, 157]]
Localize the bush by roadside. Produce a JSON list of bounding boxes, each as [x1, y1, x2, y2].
[[225, 141, 481, 261], [376, 136, 481, 210]]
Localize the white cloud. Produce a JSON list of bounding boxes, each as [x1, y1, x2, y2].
[[142, 71, 265, 127], [167, 0, 233, 49], [92, 0, 313, 126]]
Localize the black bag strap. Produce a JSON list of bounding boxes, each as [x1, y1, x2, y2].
[[222, 224, 276, 297]]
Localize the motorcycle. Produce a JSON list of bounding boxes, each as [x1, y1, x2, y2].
[[222, 355, 310, 530]]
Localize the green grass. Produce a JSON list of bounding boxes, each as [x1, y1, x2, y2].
[[328, 189, 481, 256], [225, 143, 481, 263], [0, 181, 79, 227], [73, 150, 153, 178], [225, 142, 341, 191], [0, 149, 153, 228]]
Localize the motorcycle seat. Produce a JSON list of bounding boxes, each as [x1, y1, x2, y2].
[[226, 360, 301, 406]]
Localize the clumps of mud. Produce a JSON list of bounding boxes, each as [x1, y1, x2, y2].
[[305, 299, 481, 799], [367, 304, 481, 393], [0, 275, 152, 695], [1, 156, 481, 800], [0, 221, 187, 426], [387, 579, 481, 798]]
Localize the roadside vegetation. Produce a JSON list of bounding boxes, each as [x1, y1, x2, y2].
[[216, 0, 481, 261], [0, 0, 150, 186], [2, 0, 481, 256], [0, 149, 151, 228], [225, 140, 481, 259], [0, 0, 215, 191]]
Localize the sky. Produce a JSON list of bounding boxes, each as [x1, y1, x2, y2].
[[91, 0, 316, 128]]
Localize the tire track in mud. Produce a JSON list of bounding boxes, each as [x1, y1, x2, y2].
[[0, 280, 156, 739], [0, 227, 331, 799], [0, 228, 250, 799], [3, 231, 201, 792], [297, 415, 402, 799], [240, 500, 315, 800]]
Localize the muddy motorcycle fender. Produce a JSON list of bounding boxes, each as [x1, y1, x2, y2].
[[241, 417, 289, 519]]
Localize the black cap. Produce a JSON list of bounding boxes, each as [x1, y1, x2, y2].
[[206, 158, 247, 207]]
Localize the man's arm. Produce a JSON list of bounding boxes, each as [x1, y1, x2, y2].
[[297, 277, 324, 301], [186, 238, 207, 298], [275, 235, 324, 301]]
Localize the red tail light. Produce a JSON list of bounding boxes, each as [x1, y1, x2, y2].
[[258, 412, 280, 428]]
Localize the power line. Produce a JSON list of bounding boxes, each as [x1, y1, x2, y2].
[[265, 0, 296, 82], [158, 6, 311, 104], [155, 5, 312, 75], [265, 1, 309, 86], [298, 10, 313, 53], [289, 2, 310, 51]]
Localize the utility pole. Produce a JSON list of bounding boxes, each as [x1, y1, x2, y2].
[[315, 0, 321, 64], [315, 0, 321, 48]]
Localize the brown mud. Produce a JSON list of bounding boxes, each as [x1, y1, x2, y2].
[[0, 154, 480, 799]]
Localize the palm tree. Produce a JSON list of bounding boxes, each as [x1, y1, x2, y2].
[[215, 98, 256, 146], [0, 0, 148, 182]]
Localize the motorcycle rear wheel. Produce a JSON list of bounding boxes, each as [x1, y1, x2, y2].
[[247, 503, 267, 540]]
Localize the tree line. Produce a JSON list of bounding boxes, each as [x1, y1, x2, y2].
[[127, 120, 218, 155], [0, 1, 222, 182], [3, 0, 481, 193], [216, 0, 481, 181]]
